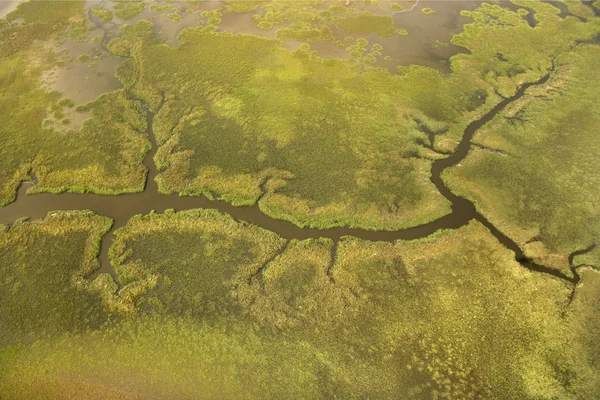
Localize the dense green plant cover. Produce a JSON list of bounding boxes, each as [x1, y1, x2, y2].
[[0, 211, 113, 345], [444, 44, 600, 271], [3, 0, 596, 232], [559, 0, 596, 19], [2, 213, 599, 398], [109, 208, 287, 313]]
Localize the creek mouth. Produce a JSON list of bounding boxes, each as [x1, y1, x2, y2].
[[0, 68, 594, 288]]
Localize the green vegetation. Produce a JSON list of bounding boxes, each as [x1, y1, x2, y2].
[[28, 89, 150, 196], [109, 209, 287, 313], [426, 1, 600, 149], [391, 4, 404, 11], [91, 7, 113, 22], [3, 212, 598, 398], [565, 267, 600, 398], [114, 1, 145, 20], [336, 15, 396, 38], [111, 20, 515, 230], [445, 45, 600, 273], [0, 211, 112, 345], [150, 4, 176, 14], [201, 8, 223, 26], [0, 1, 86, 205], [421, 7, 436, 15], [0, 1, 152, 206], [1, 3, 600, 396], [100, 2, 600, 230], [75, 53, 90, 62], [229, 2, 399, 42]]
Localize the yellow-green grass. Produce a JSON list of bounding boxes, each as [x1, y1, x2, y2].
[[333, 222, 577, 398], [108, 208, 287, 315], [2, 212, 597, 398], [564, 267, 600, 398], [0, 211, 113, 345], [510, 0, 563, 23], [114, 1, 145, 21], [421, 7, 436, 15], [107, 3, 600, 230], [27, 90, 151, 197], [0, 2, 152, 206], [91, 7, 113, 22], [444, 45, 600, 273], [0, 1, 86, 205]]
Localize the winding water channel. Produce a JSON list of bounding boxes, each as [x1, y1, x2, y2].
[[1, 68, 595, 289]]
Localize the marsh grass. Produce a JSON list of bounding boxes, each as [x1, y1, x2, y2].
[[3, 214, 596, 398], [108, 1, 600, 231], [225, 1, 401, 44], [0, 211, 112, 345], [109, 208, 287, 315], [444, 45, 600, 271], [91, 7, 113, 23], [114, 25, 456, 230], [334, 221, 578, 398], [0, 2, 153, 205], [1, 2, 600, 398], [238, 237, 359, 330], [114, 1, 145, 21], [28, 90, 151, 196], [0, 2, 88, 205], [560, 0, 597, 19]]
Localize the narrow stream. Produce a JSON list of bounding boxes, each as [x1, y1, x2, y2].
[[1, 68, 594, 287]]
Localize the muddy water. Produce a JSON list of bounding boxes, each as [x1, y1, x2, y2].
[[219, 10, 279, 39], [0, 1, 21, 19], [382, 0, 482, 71], [45, 48, 123, 106]]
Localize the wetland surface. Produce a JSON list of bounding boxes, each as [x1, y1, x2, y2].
[[1, 0, 599, 398]]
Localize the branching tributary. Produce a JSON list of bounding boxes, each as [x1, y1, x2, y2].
[[0, 70, 596, 300]]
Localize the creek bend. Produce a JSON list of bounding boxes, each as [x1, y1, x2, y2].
[[0, 71, 590, 286]]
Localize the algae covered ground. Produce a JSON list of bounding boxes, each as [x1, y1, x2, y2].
[[1, 0, 600, 398]]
